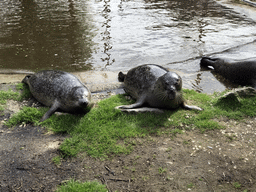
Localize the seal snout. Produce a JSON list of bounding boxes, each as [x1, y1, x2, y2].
[[167, 85, 177, 100], [79, 99, 89, 107], [200, 57, 220, 69]]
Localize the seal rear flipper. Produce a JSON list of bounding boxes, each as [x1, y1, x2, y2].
[[118, 72, 126, 82], [40, 101, 60, 122], [22, 74, 32, 84], [182, 103, 203, 111]]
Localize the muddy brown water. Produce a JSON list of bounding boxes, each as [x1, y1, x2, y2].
[[1, 0, 256, 93]]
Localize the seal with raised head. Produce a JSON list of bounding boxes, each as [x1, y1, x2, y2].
[[116, 64, 203, 112], [22, 70, 91, 122], [200, 57, 256, 88]]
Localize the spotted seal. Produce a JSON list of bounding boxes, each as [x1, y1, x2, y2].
[[200, 57, 256, 88], [22, 70, 91, 121], [116, 64, 203, 112]]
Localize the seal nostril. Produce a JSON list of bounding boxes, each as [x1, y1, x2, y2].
[[80, 100, 88, 106]]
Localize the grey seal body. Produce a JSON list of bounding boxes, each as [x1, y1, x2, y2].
[[22, 70, 91, 121], [200, 57, 256, 88], [117, 64, 202, 112]]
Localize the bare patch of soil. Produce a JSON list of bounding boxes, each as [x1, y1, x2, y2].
[[0, 84, 256, 192]]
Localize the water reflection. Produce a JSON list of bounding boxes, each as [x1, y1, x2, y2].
[[100, 0, 115, 68], [192, 72, 203, 93], [0, 0, 95, 72]]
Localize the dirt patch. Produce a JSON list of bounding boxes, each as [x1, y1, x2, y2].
[[0, 84, 256, 192]]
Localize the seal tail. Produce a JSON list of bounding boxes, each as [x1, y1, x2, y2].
[[118, 72, 126, 82], [22, 74, 32, 84]]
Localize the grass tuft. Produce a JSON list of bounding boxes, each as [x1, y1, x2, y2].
[[56, 180, 107, 192], [16, 83, 32, 101], [5, 107, 45, 126], [0, 89, 20, 111]]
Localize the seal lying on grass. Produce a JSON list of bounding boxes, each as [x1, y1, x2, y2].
[[200, 57, 256, 88], [116, 64, 203, 112], [22, 70, 91, 121]]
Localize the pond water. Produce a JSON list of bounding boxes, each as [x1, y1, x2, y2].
[[0, 0, 256, 93], [1, 0, 256, 72]]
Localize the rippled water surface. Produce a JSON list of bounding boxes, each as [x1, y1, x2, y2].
[[0, 0, 256, 72]]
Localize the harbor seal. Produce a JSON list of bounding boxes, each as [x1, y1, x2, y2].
[[116, 64, 203, 112], [200, 57, 256, 88], [22, 70, 91, 122]]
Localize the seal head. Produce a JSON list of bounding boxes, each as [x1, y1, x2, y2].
[[152, 72, 183, 109], [155, 72, 182, 100], [200, 56, 256, 88]]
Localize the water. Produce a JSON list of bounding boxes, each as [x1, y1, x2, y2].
[[90, 0, 256, 71], [0, 0, 256, 93], [1, 0, 256, 72]]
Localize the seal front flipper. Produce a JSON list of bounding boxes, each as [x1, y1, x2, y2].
[[115, 96, 146, 110], [182, 103, 203, 111], [40, 100, 60, 122], [115, 107, 164, 113]]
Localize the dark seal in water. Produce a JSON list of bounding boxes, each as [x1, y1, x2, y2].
[[200, 57, 256, 88], [22, 70, 91, 121], [116, 64, 203, 112]]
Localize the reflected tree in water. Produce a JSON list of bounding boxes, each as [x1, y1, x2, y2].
[[100, 0, 115, 68]]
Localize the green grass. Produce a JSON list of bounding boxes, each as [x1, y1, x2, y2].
[[233, 181, 241, 189], [16, 83, 32, 101], [0, 83, 32, 111], [5, 88, 256, 158], [52, 155, 62, 166], [0, 89, 20, 111], [187, 182, 195, 189], [5, 106, 46, 126], [56, 180, 107, 192], [158, 167, 167, 174]]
